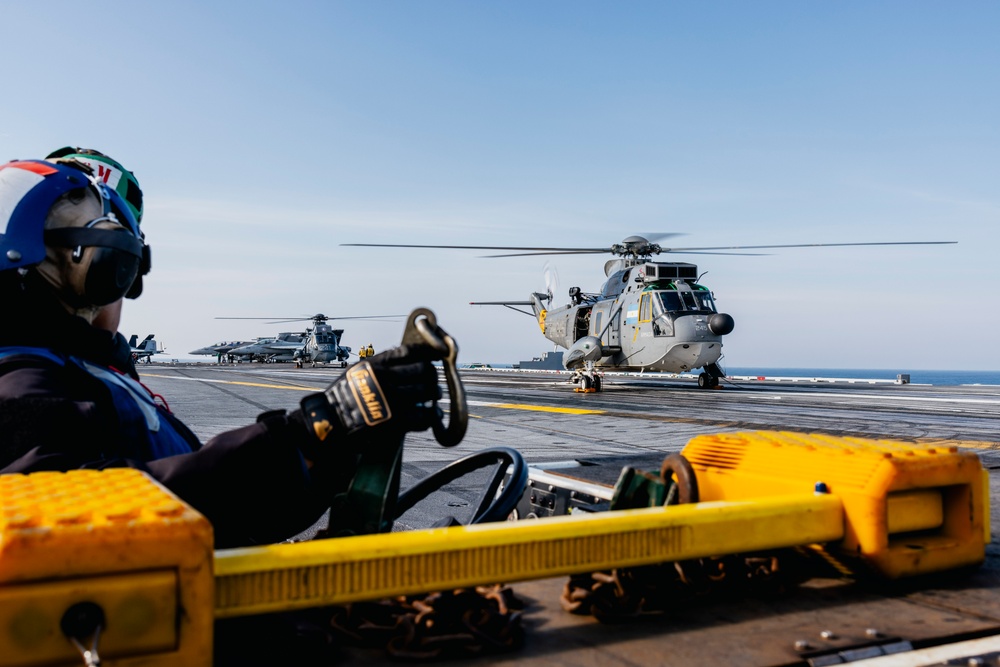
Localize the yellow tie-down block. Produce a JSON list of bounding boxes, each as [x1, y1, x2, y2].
[[0, 469, 214, 667], [681, 431, 990, 579]]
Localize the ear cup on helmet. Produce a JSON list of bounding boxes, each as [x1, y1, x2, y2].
[[124, 245, 151, 299], [39, 185, 147, 308], [82, 245, 142, 306]]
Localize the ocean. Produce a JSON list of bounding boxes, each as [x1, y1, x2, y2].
[[722, 368, 1000, 387]]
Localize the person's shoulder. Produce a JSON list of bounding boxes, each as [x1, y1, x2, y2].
[[0, 346, 67, 369], [0, 346, 85, 398]]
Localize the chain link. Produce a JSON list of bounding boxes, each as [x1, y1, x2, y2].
[[561, 549, 816, 622], [328, 584, 524, 660]]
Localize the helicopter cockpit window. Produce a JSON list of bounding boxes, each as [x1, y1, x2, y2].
[[651, 293, 674, 336], [654, 289, 716, 314], [696, 291, 717, 312], [680, 291, 700, 310], [656, 291, 683, 312]]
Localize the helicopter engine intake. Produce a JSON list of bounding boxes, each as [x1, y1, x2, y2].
[[708, 313, 735, 336]]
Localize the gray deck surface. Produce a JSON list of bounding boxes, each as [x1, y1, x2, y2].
[[138, 363, 1000, 666]]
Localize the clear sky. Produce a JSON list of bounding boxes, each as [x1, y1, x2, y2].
[[2, 2, 997, 370]]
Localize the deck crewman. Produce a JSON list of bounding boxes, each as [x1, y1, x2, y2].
[[0, 153, 446, 548]]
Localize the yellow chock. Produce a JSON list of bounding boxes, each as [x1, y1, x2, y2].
[[0, 469, 214, 667], [682, 431, 989, 578]]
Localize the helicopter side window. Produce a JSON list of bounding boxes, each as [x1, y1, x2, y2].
[[639, 293, 652, 322]]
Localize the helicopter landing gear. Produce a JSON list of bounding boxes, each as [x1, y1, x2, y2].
[[698, 364, 725, 389], [573, 365, 603, 393], [341, 361, 348, 368], [294, 360, 303, 368]]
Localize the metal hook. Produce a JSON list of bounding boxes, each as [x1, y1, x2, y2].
[[401, 308, 467, 447]]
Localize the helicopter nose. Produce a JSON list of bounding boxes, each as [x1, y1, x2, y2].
[[709, 313, 735, 336]]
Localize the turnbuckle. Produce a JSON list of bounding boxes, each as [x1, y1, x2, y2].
[[401, 308, 467, 447]]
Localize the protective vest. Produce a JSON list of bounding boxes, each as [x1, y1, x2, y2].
[[0, 346, 195, 461]]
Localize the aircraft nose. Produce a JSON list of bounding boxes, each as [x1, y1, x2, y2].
[[709, 313, 735, 336]]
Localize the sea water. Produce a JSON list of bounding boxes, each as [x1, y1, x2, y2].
[[723, 368, 1000, 387]]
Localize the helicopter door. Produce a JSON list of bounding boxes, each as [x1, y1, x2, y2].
[[575, 307, 592, 340], [609, 304, 621, 348], [639, 293, 652, 324]]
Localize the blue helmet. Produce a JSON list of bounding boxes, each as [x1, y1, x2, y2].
[[0, 159, 149, 303]]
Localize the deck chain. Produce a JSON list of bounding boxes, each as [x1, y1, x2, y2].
[[560, 550, 814, 622], [328, 584, 525, 660]]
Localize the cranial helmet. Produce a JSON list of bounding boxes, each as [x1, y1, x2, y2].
[[0, 159, 150, 306], [45, 147, 144, 223]]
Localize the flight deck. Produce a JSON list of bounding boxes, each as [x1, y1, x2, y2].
[[117, 363, 1000, 666]]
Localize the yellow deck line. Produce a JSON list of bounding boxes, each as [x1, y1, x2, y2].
[[139, 374, 995, 449], [477, 402, 605, 415], [140, 373, 315, 391]]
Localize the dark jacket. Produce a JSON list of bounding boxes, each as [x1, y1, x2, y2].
[[0, 279, 328, 548]]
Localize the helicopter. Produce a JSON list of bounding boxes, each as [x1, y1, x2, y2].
[[215, 313, 401, 368], [342, 235, 956, 391]]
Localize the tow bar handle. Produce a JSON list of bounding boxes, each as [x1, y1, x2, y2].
[[401, 308, 468, 447]]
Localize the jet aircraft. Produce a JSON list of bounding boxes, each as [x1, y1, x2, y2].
[[216, 313, 401, 367], [128, 334, 164, 364], [226, 332, 307, 363], [189, 340, 254, 359]]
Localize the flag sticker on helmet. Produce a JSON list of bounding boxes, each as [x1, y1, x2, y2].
[[0, 163, 52, 234]]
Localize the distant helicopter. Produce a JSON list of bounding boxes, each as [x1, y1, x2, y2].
[[343, 235, 955, 391], [215, 313, 401, 367]]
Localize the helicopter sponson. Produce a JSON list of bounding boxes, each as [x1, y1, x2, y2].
[[564, 336, 603, 369]]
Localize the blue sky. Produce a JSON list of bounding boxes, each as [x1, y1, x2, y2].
[[2, 2, 997, 369]]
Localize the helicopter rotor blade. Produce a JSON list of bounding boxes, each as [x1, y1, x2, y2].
[[483, 250, 610, 258], [342, 243, 612, 253], [483, 250, 769, 257], [216, 315, 403, 324], [659, 241, 957, 252], [543, 261, 560, 301]]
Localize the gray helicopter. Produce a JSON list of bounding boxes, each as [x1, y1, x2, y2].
[[343, 234, 955, 391], [216, 313, 401, 368]]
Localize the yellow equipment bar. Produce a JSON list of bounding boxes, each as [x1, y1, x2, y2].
[[214, 493, 843, 618]]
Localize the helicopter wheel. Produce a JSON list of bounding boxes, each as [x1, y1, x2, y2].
[[575, 375, 597, 393], [698, 372, 711, 389], [593, 375, 603, 392]]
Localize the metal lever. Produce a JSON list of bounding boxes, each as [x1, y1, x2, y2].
[[60, 601, 104, 667], [400, 307, 467, 447]]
